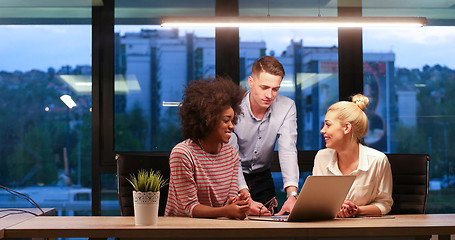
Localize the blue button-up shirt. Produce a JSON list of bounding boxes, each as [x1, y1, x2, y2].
[[229, 92, 299, 191]]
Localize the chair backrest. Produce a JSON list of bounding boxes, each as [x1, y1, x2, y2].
[[387, 153, 430, 214], [271, 151, 430, 214], [116, 152, 171, 216], [271, 150, 317, 172]]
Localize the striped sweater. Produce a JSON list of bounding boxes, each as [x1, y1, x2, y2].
[[164, 139, 239, 217]]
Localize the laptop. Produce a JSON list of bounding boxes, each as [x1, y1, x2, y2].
[[248, 175, 355, 222]]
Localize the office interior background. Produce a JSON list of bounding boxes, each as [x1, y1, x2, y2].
[[0, 0, 454, 216]]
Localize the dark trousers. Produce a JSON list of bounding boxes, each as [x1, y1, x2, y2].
[[243, 169, 276, 205]]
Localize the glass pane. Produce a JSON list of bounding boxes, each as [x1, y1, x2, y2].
[[116, 0, 215, 20], [0, 25, 92, 216], [239, 28, 338, 208], [114, 26, 215, 151], [114, 1, 216, 152], [363, 27, 455, 213], [239, 28, 339, 151], [239, 0, 337, 17], [101, 173, 120, 216]]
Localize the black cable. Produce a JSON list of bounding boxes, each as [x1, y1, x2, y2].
[[0, 184, 44, 215], [0, 209, 39, 218], [0, 208, 48, 240]]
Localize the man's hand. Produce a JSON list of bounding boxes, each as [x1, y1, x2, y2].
[[238, 189, 272, 216], [275, 195, 297, 215], [249, 199, 272, 216], [276, 186, 298, 215]]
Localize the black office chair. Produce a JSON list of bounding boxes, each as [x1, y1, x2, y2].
[[387, 153, 430, 214], [116, 152, 171, 216], [271, 150, 318, 172]]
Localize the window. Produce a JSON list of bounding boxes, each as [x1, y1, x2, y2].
[[239, 27, 338, 207], [106, 0, 217, 215], [114, 26, 215, 151], [0, 3, 93, 216], [114, 1, 216, 152], [239, 28, 339, 151], [0, 25, 93, 215], [363, 27, 455, 213]]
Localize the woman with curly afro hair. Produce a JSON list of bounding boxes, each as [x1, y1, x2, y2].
[[165, 77, 250, 219]]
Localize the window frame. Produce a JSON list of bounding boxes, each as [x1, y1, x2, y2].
[[90, 0, 366, 216]]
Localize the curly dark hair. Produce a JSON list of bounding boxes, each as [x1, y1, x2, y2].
[[179, 77, 246, 141]]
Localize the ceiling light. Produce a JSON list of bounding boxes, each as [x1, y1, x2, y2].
[[161, 16, 427, 28]]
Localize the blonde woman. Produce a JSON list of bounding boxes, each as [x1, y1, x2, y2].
[[313, 94, 393, 218]]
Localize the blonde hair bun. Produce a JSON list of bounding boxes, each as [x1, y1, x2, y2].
[[352, 94, 369, 111]]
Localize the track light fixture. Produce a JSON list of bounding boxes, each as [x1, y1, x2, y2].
[[161, 16, 427, 28]]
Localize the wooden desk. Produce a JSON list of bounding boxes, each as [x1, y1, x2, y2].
[[4, 214, 455, 239], [0, 208, 55, 239]]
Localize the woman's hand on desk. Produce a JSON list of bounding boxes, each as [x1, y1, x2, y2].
[[224, 197, 250, 219], [192, 196, 249, 219], [337, 200, 359, 218]]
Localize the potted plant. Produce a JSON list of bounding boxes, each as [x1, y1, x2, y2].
[[127, 169, 168, 226]]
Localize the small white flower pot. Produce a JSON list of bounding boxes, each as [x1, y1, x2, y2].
[[133, 191, 160, 226]]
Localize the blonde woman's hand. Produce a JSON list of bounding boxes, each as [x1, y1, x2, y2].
[[337, 200, 358, 218]]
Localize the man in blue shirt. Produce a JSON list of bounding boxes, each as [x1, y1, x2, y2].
[[229, 56, 299, 216]]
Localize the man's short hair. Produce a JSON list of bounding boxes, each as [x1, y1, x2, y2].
[[251, 56, 285, 79]]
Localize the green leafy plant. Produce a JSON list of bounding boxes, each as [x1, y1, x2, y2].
[[126, 169, 168, 192]]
